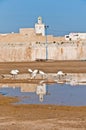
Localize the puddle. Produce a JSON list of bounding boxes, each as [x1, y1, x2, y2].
[[0, 83, 86, 106]]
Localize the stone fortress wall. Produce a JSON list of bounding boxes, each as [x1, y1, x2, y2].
[[0, 17, 86, 61]]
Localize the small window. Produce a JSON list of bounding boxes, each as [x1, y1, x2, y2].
[[66, 36, 69, 38], [53, 41, 56, 43], [25, 34, 28, 36]]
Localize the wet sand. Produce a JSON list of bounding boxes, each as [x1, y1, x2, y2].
[[0, 95, 86, 130]]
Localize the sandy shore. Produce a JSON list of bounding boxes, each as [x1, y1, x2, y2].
[[0, 95, 86, 130], [0, 60, 86, 74]]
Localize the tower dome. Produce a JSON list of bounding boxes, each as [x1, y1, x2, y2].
[[38, 16, 42, 24]]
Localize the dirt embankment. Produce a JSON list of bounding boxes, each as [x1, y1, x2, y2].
[[0, 60, 86, 74]]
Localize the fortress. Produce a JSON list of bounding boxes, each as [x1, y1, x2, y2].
[[0, 17, 86, 61]]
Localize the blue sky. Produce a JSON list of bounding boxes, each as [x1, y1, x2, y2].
[[0, 0, 86, 36]]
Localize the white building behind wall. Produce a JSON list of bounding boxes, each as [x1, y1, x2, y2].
[[65, 33, 86, 41]]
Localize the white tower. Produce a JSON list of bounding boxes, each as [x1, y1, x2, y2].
[[38, 16, 42, 24], [35, 16, 45, 36]]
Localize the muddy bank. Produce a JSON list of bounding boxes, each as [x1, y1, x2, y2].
[[0, 95, 86, 130]]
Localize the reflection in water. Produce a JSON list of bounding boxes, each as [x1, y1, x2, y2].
[[0, 82, 86, 106], [36, 83, 47, 102]]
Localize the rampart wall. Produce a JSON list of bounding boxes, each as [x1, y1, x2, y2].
[[0, 28, 85, 61]]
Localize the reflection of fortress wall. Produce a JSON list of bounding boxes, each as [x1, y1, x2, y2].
[[20, 84, 37, 92], [0, 83, 37, 92]]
